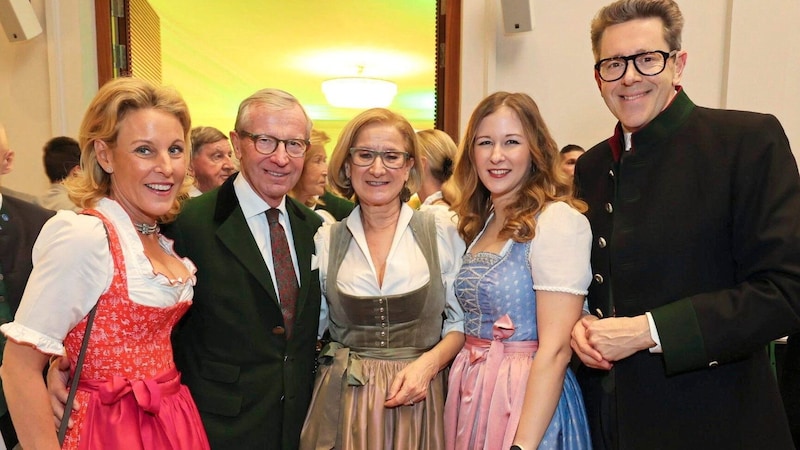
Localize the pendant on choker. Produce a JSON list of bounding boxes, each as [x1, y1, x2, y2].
[[134, 222, 160, 235]]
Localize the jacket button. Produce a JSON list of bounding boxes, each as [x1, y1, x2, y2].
[[593, 274, 604, 284], [598, 237, 607, 248], [605, 203, 613, 213], [272, 326, 286, 335]]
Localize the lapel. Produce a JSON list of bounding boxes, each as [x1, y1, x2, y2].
[[213, 175, 279, 303], [286, 197, 315, 317]]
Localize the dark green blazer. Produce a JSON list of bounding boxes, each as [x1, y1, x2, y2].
[[167, 174, 322, 450], [575, 89, 800, 449], [318, 190, 353, 221]]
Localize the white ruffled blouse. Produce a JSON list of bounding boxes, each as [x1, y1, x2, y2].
[[0, 197, 196, 355]]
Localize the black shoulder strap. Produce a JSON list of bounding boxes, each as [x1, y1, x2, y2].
[[57, 305, 97, 445]]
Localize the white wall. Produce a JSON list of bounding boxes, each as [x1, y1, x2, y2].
[[0, 0, 97, 196], [2, 1, 799, 196], [461, 0, 800, 163], [726, 1, 800, 150]]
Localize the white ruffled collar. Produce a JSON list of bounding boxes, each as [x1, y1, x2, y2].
[[95, 197, 197, 287]]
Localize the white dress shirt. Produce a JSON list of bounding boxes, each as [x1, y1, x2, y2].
[[233, 173, 300, 298]]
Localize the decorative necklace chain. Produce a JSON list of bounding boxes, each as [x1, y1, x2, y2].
[[134, 222, 160, 235]]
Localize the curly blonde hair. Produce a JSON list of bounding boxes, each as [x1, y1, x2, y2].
[[452, 92, 586, 244], [66, 77, 192, 222]]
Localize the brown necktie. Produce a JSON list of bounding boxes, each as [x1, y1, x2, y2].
[[266, 208, 298, 338]]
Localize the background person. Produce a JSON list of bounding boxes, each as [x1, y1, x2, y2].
[[0, 121, 55, 450], [0, 142, 35, 204], [415, 129, 457, 211], [0, 77, 209, 449], [571, 1, 800, 448], [445, 92, 592, 450], [188, 126, 236, 196], [558, 144, 585, 182], [35, 136, 82, 212], [300, 108, 465, 449], [289, 129, 354, 224]]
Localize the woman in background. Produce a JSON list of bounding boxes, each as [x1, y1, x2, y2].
[[445, 92, 592, 450], [300, 108, 465, 449], [289, 129, 353, 223], [415, 129, 457, 211], [0, 77, 209, 450]]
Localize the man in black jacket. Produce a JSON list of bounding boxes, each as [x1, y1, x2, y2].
[[570, 1, 800, 449], [0, 122, 54, 448]]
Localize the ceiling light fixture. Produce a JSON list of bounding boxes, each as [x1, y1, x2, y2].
[[321, 66, 397, 108]]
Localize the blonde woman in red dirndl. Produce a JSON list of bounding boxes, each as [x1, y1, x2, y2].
[[0, 78, 209, 449]]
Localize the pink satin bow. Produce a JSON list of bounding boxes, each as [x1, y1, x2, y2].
[[98, 376, 162, 414], [469, 314, 516, 363]]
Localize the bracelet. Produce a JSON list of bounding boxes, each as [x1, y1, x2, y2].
[[510, 446, 524, 450]]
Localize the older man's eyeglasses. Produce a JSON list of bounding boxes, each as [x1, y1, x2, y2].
[[594, 50, 677, 82], [349, 148, 410, 169], [236, 130, 309, 158]]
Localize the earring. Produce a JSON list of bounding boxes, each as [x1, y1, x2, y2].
[[400, 181, 411, 203]]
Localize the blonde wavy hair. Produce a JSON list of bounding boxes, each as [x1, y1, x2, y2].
[[452, 92, 587, 244], [66, 77, 192, 222]]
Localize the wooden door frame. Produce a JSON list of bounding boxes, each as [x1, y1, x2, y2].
[[436, 0, 461, 140], [94, 0, 113, 85], [94, 0, 130, 85]]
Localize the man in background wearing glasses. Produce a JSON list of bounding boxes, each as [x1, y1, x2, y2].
[[570, 0, 800, 449], [168, 88, 323, 450]]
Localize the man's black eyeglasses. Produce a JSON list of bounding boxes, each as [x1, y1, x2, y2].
[[594, 50, 677, 82]]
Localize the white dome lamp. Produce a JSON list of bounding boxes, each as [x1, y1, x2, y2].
[[321, 66, 398, 108]]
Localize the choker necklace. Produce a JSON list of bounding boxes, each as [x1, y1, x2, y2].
[[134, 222, 160, 235]]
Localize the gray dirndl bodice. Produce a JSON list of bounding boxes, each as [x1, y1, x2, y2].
[[326, 210, 445, 354]]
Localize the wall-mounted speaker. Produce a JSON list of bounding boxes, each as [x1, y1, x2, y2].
[[0, 0, 43, 42], [500, 0, 533, 34]]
